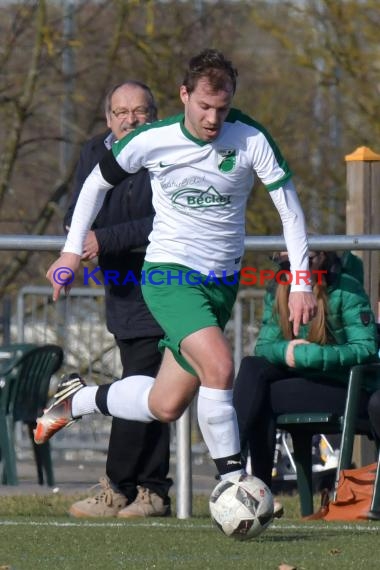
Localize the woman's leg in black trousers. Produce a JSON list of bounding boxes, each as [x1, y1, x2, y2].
[[106, 337, 172, 503], [233, 357, 288, 488], [269, 376, 370, 486], [234, 363, 370, 490], [270, 377, 369, 416]]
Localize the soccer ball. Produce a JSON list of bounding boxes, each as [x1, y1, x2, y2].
[[209, 474, 274, 540]]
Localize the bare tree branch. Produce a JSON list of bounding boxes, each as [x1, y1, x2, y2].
[[0, 1, 47, 209]]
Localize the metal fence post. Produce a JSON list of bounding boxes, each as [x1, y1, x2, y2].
[[1, 296, 11, 345], [233, 296, 243, 372], [175, 407, 192, 519]]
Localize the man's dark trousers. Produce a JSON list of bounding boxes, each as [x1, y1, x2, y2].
[[106, 336, 172, 502]]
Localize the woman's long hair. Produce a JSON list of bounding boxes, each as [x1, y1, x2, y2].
[[274, 252, 340, 344]]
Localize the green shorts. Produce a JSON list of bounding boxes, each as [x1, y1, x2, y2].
[[141, 262, 239, 375]]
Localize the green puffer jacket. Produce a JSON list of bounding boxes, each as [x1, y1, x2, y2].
[[255, 253, 379, 390]]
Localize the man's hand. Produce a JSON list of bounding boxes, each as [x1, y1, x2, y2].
[[288, 291, 317, 337], [46, 252, 81, 301], [82, 230, 100, 261], [285, 338, 310, 367]]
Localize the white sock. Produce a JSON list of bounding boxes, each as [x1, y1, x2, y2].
[[106, 375, 157, 422], [197, 386, 241, 463], [72, 376, 157, 421], [72, 386, 99, 417]]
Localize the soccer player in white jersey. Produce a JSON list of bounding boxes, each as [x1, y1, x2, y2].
[[35, 49, 317, 485]]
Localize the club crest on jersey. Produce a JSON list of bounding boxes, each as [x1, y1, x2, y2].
[[172, 186, 231, 211], [217, 148, 236, 173]]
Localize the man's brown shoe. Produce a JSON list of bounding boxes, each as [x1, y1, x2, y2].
[[117, 486, 170, 518], [69, 477, 128, 518]]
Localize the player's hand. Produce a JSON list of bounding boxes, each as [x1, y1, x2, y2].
[[82, 231, 99, 261], [285, 338, 310, 367], [46, 252, 81, 301], [288, 291, 317, 337]]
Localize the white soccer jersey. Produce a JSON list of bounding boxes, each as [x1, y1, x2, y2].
[[64, 108, 309, 289]]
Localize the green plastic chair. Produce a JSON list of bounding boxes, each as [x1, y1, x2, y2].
[[0, 343, 37, 371], [369, 448, 380, 518], [335, 363, 380, 519], [0, 344, 64, 486], [277, 363, 380, 516]]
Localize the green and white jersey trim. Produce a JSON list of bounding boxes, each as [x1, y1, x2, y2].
[[110, 109, 294, 276]]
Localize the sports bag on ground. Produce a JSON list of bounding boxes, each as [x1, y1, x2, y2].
[[304, 463, 377, 521]]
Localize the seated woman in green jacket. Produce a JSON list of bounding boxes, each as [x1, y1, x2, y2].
[[233, 249, 379, 492]]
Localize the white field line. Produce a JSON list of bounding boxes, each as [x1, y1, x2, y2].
[[0, 520, 379, 532]]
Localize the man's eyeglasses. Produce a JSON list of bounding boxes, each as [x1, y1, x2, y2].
[[111, 107, 150, 119]]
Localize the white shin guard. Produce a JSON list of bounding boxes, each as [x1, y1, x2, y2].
[[197, 386, 241, 461]]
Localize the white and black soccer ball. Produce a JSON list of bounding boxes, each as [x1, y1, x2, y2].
[[209, 474, 274, 540]]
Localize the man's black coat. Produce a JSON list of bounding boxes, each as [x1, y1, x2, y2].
[[64, 131, 163, 340]]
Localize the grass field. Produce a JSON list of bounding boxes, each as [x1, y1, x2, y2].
[[1, 494, 380, 569]]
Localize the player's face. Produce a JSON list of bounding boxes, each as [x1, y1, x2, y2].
[[180, 77, 233, 142], [106, 85, 154, 140]]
